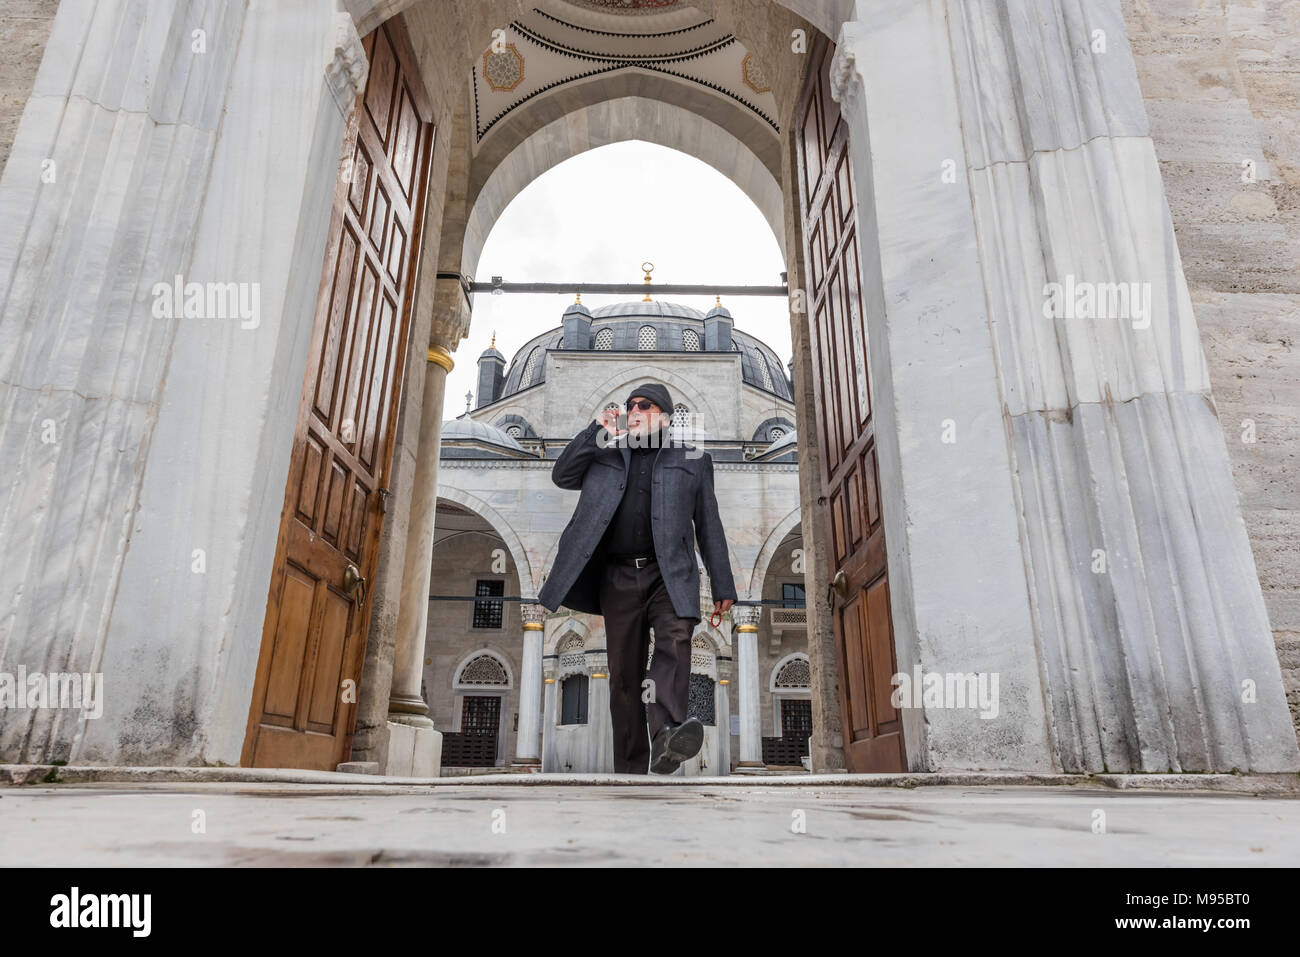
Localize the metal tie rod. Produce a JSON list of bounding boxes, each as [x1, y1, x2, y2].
[[466, 279, 788, 296]]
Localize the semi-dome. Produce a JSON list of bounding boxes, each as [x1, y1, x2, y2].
[[764, 427, 797, 454], [751, 426, 798, 463], [494, 299, 794, 403], [440, 415, 530, 457]]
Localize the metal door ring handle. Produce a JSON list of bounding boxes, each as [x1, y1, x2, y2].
[[343, 563, 367, 606]]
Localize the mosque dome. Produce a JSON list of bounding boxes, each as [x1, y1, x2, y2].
[[496, 299, 793, 402]]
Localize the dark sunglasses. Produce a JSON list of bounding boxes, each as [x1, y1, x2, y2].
[[626, 399, 657, 412]]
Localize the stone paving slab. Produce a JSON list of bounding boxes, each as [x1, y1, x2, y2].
[[1, 782, 1298, 866], [2, 764, 1298, 794]]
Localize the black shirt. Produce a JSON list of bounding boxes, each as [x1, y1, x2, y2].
[[600, 424, 669, 559]]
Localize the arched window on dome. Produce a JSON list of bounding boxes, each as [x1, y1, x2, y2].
[[637, 325, 657, 350], [758, 351, 774, 391], [594, 328, 613, 350], [682, 328, 701, 351], [521, 347, 541, 387]]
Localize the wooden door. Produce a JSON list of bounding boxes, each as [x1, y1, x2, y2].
[[795, 34, 906, 772], [242, 15, 435, 770]]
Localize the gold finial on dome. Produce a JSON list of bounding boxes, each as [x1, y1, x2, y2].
[[715, 295, 721, 307], [641, 261, 654, 302], [574, 291, 581, 304], [490, 330, 496, 349]]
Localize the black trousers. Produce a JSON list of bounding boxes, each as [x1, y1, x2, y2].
[[599, 558, 699, 774]]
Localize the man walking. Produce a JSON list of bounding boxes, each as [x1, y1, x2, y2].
[[537, 383, 737, 774]]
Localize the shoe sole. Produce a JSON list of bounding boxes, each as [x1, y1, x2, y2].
[[650, 719, 704, 774]]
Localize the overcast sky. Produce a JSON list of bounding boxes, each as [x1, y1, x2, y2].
[[439, 139, 792, 424]]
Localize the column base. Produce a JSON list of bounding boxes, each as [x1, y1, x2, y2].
[[385, 720, 442, 776], [386, 712, 435, 731], [387, 693, 432, 722]]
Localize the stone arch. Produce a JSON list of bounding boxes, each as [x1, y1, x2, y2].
[[342, 0, 851, 79], [770, 652, 810, 691], [492, 412, 538, 438], [750, 415, 796, 443], [574, 365, 722, 438], [453, 649, 515, 689], [347, 0, 844, 294], [462, 91, 785, 277], [435, 487, 537, 596], [548, 616, 590, 655], [747, 506, 802, 600]]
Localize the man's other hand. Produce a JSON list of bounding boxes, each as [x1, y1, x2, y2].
[[714, 598, 734, 614]]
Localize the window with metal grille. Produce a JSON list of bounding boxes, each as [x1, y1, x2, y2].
[[781, 698, 812, 738], [781, 582, 806, 608], [594, 328, 613, 349], [770, 426, 785, 442], [637, 325, 656, 350], [672, 403, 690, 428], [462, 695, 501, 734], [561, 674, 588, 725], [758, 352, 774, 390], [687, 673, 715, 726], [505, 425, 521, 438], [682, 328, 701, 351], [521, 347, 541, 386], [472, 579, 505, 628]]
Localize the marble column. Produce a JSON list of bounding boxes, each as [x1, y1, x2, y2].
[[733, 605, 763, 767], [386, 343, 454, 758], [541, 653, 559, 772], [716, 653, 733, 776], [587, 650, 612, 773], [513, 602, 546, 765]]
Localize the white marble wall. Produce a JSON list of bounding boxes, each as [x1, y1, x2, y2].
[[0, 0, 363, 765], [829, 0, 1298, 771]]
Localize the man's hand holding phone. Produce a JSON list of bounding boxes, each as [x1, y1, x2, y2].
[[596, 408, 627, 438]]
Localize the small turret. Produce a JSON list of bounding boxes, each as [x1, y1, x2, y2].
[[475, 331, 506, 408], [561, 293, 593, 349], [704, 294, 733, 352]]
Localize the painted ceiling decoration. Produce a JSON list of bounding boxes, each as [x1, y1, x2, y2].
[[563, 0, 682, 12], [472, 6, 781, 147]]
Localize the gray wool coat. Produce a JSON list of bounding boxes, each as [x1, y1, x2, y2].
[[536, 419, 738, 621]]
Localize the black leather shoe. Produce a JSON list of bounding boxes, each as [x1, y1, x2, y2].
[[649, 717, 704, 774]]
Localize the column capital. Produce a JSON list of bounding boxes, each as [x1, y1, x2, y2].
[[828, 20, 868, 112], [326, 11, 368, 117], [521, 602, 546, 631], [430, 273, 473, 349], [733, 604, 762, 631]]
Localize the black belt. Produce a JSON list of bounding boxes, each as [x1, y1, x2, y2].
[[609, 554, 656, 568]]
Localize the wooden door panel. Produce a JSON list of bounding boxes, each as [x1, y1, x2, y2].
[[313, 224, 361, 423], [796, 33, 905, 772], [264, 567, 316, 721], [243, 14, 435, 770]]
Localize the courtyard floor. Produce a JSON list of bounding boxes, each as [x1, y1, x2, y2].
[[2, 771, 1298, 866]]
